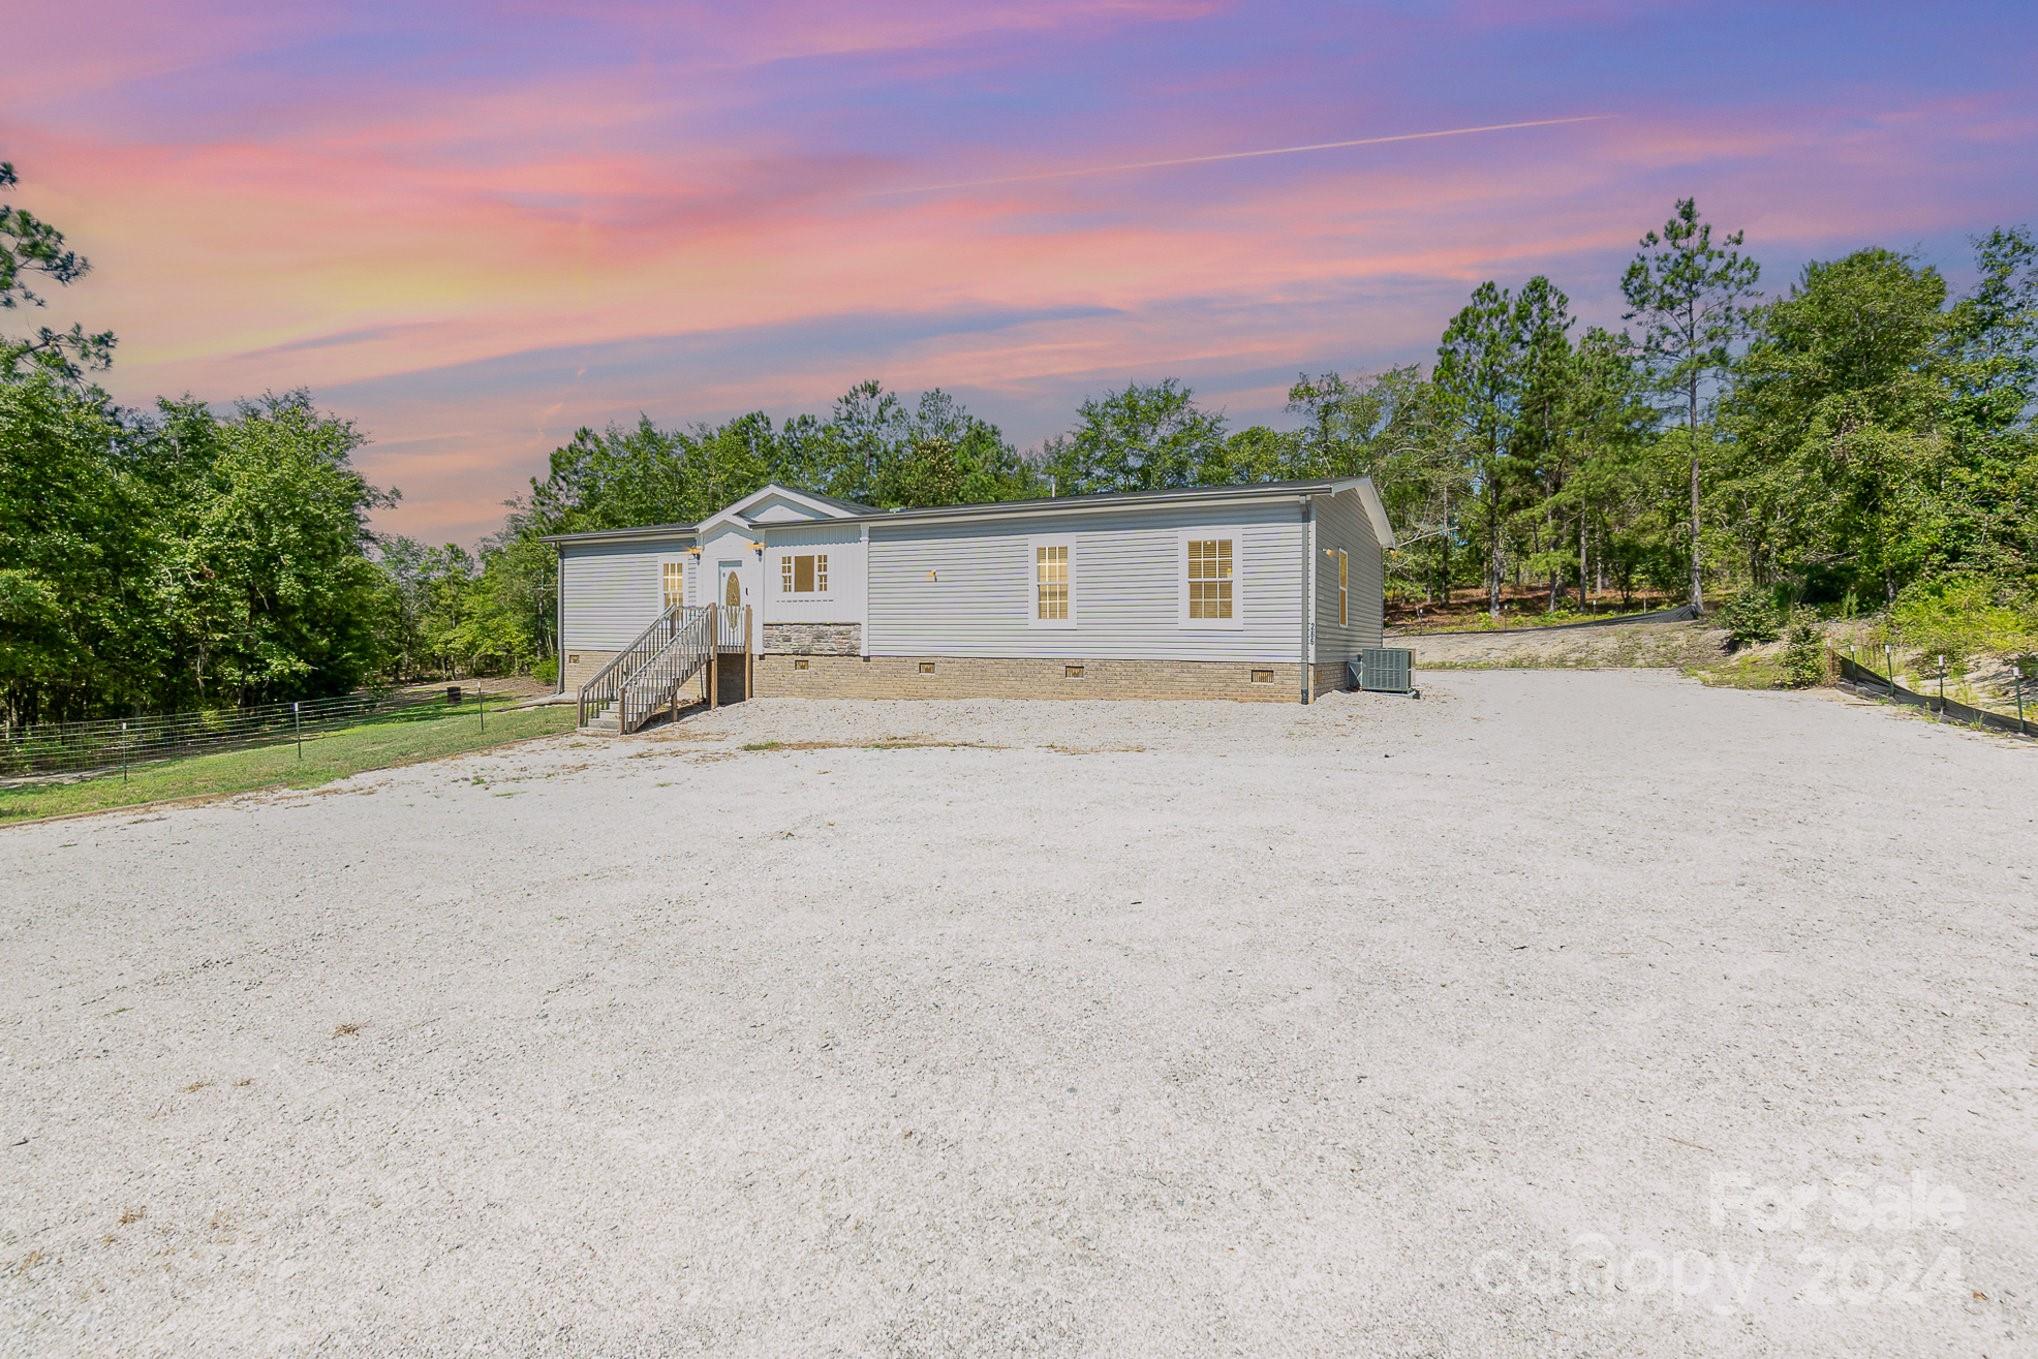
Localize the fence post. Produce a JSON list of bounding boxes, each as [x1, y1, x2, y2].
[[1883, 643, 1895, 700], [121, 721, 129, 785], [479, 678, 485, 733], [1936, 655, 1946, 718], [294, 701, 302, 759]]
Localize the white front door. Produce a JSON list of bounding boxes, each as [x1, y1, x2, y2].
[[716, 560, 748, 654]]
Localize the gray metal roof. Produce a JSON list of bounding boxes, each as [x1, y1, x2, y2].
[[797, 488, 882, 515], [541, 475, 1391, 547], [839, 476, 1344, 524]]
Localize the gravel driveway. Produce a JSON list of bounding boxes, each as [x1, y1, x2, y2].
[[1, 672, 2031, 1356]]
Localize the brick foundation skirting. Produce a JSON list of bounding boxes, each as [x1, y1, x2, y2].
[[560, 649, 622, 692], [569, 646, 1358, 704], [1310, 660, 1354, 696], [754, 654, 1315, 703]]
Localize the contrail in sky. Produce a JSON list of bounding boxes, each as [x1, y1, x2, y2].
[[872, 114, 1612, 196]]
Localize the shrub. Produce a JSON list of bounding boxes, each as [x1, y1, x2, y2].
[[1718, 590, 1782, 651], [1890, 575, 2038, 669], [1779, 607, 1829, 689], [531, 655, 559, 686]]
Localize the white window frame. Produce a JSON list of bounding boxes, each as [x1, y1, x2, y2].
[[1028, 534, 1078, 629], [657, 554, 688, 610], [1178, 529, 1245, 630], [1337, 548, 1349, 626], [777, 550, 830, 598]]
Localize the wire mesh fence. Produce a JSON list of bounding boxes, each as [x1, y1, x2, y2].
[[0, 683, 497, 784]]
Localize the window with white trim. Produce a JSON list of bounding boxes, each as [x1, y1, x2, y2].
[[779, 553, 829, 594], [661, 560, 685, 609], [1184, 535, 1236, 623], [1035, 542, 1069, 622], [1337, 549, 1349, 626]]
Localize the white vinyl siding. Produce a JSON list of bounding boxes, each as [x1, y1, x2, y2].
[[762, 522, 864, 624], [559, 535, 694, 650], [867, 501, 1306, 661], [1313, 487, 1385, 662]]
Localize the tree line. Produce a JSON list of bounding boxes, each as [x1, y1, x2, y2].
[[5, 152, 2034, 725]]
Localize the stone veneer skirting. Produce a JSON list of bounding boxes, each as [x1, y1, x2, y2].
[[754, 654, 1345, 703], [761, 622, 862, 655]]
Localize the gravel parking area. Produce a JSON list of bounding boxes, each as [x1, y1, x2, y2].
[[1, 672, 2032, 1356]]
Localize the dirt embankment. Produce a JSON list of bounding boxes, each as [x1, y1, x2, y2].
[[1395, 616, 1729, 669]]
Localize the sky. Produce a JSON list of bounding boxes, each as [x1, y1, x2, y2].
[[5, 0, 2036, 543]]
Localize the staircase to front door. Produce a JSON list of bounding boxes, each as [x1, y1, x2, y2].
[[576, 604, 750, 734]]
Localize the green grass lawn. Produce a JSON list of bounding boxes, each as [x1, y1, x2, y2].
[[0, 698, 578, 825]]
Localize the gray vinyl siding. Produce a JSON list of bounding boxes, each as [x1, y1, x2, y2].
[[1313, 488, 1385, 663], [867, 501, 1307, 662], [559, 536, 691, 650]]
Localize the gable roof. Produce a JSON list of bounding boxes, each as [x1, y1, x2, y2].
[[541, 482, 877, 546], [542, 476, 1393, 547], [692, 482, 876, 537]]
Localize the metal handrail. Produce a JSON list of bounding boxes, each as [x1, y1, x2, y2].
[[577, 602, 697, 726], [619, 606, 717, 733]]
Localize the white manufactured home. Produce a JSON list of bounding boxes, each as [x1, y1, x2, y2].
[[546, 478, 1393, 729]]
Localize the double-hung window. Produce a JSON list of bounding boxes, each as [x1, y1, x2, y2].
[[1181, 533, 1241, 627], [661, 560, 686, 610], [1030, 537, 1075, 626], [780, 553, 829, 594], [1337, 549, 1349, 626]]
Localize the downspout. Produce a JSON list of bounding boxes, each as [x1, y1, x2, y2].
[[554, 546, 566, 695], [1301, 496, 1317, 705], [859, 523, 871, 659]]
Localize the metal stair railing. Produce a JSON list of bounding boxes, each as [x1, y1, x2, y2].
[[577, 602, 698, 727], [619, 605, 717, 732]]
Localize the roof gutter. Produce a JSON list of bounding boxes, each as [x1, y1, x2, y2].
[[540, 526, 701, 547]]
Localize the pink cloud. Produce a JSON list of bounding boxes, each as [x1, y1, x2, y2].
[[6, 2, 2031, 541]]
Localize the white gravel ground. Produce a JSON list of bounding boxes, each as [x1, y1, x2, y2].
[[1, 672, 2032, 1357]]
